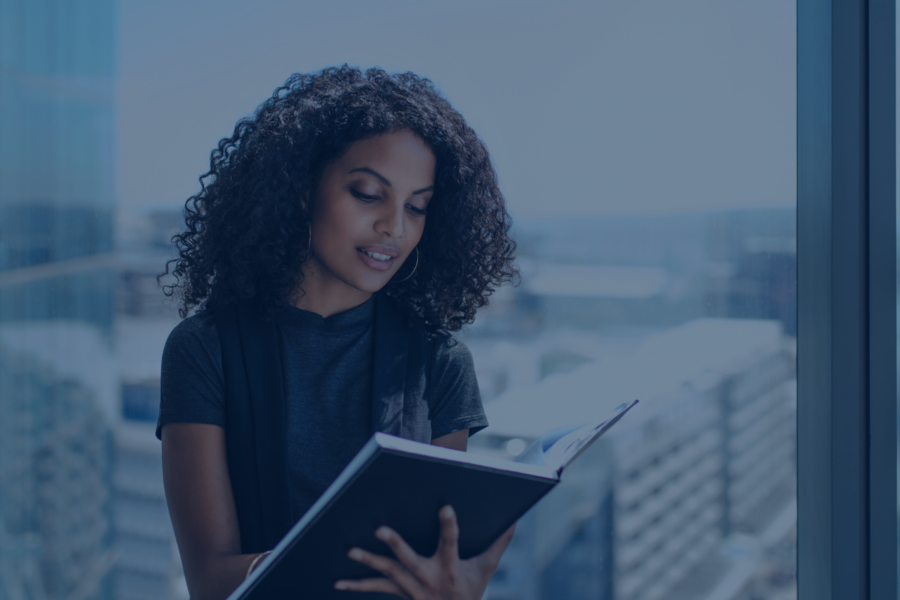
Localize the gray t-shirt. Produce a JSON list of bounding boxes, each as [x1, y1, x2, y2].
[[157, 296, 488, 519]]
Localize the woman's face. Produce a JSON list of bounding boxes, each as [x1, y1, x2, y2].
[[304, 129, 436, 298]]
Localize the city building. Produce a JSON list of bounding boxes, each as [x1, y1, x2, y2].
[[0, 1, 118, 598], [465, 209, 797, 339], [112, 421, 186, 600], [111, 207, 185, 599], [473, 318, 796, 600]]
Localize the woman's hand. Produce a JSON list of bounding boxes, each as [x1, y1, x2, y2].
[[335, 506, 515, 600]]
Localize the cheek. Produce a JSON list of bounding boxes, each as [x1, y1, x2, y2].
[[410, 218, 426, 245], [312, 192, 344, 230], [312, 199, 366, 247]]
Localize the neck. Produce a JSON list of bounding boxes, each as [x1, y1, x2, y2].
[[291, 259, 373, 318]]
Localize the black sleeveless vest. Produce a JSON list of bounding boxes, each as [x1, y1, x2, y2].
[[213, 293, 431, 553]]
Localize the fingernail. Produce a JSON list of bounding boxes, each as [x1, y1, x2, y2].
[[376, 527, 392, 540], [335, 581, 348, 590], [441, 506, 455, 519], [349, 548, 364, 560]]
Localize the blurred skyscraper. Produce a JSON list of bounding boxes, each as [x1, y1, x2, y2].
[[0, 1, 117, 598], [111, 207, 186, 600], [475, 319, 796, 600]]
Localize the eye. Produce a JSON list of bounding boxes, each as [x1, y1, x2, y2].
[[351, 189, 380, 202], [406, 204, 427, 216]]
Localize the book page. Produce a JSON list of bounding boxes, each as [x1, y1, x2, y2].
[[550, 400, 638, 472], [513, 425, 582, 467], [514, 400, 639, 474]]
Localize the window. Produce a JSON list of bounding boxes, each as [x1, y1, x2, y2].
[[3, 1, 893, 599]]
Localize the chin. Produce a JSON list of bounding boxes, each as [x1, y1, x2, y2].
[[345, 271, 394, 295], [355, 281, 389, 295]]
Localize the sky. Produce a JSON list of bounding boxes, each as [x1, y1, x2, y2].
[[117, 0, 796, 218]]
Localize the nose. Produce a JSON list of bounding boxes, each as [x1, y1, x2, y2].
[[376, 200, 404, 239]]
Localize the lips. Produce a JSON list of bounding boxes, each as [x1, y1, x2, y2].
[[357, 247, 396, 271], [357, 244, 400, 258]]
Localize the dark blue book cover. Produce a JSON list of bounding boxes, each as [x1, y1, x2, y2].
[[230, 400, 638, 599]]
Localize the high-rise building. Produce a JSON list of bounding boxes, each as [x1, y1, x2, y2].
[[476, 318, 796, 600], [0, 1, 118, 598], [112, 322, 186, 600], [111, 207, 186, 600], [112, 421, 186, 600]]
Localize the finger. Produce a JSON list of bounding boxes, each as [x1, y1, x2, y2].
[[435, 505, 460, 564], [347, 548, 423, 596], [478, 522, 518, 572], [335, 577, 409, 598], [376, 527, 427, 581]]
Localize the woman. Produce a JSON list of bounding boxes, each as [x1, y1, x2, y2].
[[158, 66, 518, 600]]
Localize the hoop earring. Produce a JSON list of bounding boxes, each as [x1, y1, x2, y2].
[[306, 223, 313, 256], [395, 247, 419, 283]]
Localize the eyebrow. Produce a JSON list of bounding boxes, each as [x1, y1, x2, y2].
[[348, 167, 434, 195]]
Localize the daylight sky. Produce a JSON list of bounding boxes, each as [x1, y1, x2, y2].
[[117, 0, 796, 218]]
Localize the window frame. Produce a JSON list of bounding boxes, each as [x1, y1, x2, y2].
[[797, 0, 897, 598]]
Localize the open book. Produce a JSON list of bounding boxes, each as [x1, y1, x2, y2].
[[229, 399, 638, 599], [513, 400, 638, 472]]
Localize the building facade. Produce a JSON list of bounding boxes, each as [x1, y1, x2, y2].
[[476, 319, 796, 600], [0, 1, 118, 598]]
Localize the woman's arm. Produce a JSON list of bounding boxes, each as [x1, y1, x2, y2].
[[161, 423, 264, 600], [431, 429, 468, 451]]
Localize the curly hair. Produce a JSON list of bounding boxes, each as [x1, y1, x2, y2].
[[162, 65, 518, 331]]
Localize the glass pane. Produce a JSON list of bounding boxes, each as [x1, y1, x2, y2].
[[1, 1, 797, 599]]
